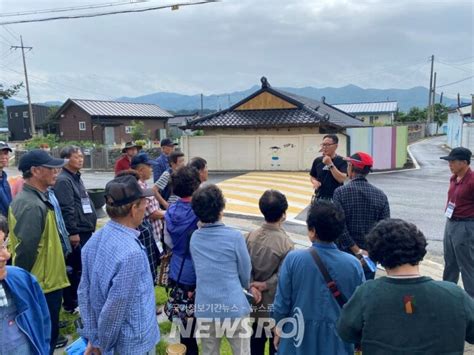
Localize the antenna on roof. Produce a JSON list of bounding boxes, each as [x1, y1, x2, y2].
[[261, 76, 270, 88], [321, 96, 326, 103]]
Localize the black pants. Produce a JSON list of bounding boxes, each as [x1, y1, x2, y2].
[[251, 321, 276, 355], [63, 231, 93, 311], [180, 317, 199, 355], [45, 289, 63, 354]]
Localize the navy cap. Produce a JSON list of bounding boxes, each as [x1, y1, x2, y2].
[[131, 153, 157, 168], [0, 142, 12, 152], [440, 147, 471, 162], [160, 138, 178, 147], [104, 175, 154, 207], [18, 149, 66, 172]]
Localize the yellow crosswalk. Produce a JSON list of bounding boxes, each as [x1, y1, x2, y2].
[[217, 172, 314, 219]]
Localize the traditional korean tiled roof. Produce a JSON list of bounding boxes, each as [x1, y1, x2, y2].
[[185, 77, 365, 129]]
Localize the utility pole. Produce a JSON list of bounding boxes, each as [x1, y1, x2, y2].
[[431, 72, 437, 120], [200, 93, 203, 115], [427, 55, 434, 122], [11, 36, 35, 135], [439, 92, 443, 104]]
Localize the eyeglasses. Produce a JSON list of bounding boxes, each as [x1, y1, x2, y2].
[[320, 143, 336, 148], [0, 237, 9, 251]]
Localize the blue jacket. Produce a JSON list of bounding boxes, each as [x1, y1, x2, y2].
[[0, 170, 12, 217], [164, 199, 199, 286], [4, 266, 51, 355]]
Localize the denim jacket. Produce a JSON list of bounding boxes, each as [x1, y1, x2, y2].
[[3, 266, 51, 355]]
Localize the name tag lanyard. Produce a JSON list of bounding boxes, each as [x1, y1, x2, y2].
[[446, 179, 463, 219]]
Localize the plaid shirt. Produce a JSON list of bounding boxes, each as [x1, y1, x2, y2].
[[333, 176, 390, 251], [137, 219, 160, 284], [0, 282, 8, 307], [78, 221, 159, 354], [138, 180, 162, 242]]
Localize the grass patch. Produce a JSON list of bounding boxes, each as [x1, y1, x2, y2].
[[59, 309, 80, 340], [159, 320, 172, 335], [155, 285, 168, 305], [156, 339, 169, 354]]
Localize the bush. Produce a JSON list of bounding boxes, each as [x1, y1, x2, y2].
[[24, 134, 59, 150]]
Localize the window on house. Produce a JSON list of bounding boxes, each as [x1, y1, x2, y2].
[[14, 112, 18, 118], [79, 121, 86, 131], [374, 116, 379, 120], [23, 111, 28, 118], [369, 116, 374, 124], [125, 126, 132, 134]]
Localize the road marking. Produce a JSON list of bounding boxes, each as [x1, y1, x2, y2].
[[218, 172, 313, 219]]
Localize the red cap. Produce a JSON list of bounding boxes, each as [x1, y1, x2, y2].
[[345, 152, 373, 169]]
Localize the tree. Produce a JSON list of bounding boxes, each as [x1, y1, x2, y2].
[[395, 107, 427, 123], [433, 103, 448, 134], [0, 83, 23, 127], [130, 120, 146, 141]]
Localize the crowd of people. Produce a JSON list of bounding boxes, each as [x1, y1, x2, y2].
[[0, 135, 472, 355]]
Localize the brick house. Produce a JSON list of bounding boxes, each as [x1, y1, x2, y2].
[[54, 99, 173, 145]]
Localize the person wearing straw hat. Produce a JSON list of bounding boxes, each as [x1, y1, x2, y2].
[[114, 141, 142, 176]]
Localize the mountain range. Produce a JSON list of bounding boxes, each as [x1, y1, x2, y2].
[[5, 84, 458, 112]]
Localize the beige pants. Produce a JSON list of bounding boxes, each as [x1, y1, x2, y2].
[[198, 317, 251, 355]]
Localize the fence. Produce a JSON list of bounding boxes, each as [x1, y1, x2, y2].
[[181, 125, 408, 171]]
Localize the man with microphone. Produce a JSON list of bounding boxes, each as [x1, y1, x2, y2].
[[309, 134, 347, 201]]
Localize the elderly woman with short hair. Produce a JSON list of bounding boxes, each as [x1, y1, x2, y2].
[[337, 218, 474, 354]]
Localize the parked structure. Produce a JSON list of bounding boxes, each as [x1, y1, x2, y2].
[[53, 99, 173, 145], [7, 104, 50, 140], [446, 102, 473, 151], [333, 101, 398, 125]]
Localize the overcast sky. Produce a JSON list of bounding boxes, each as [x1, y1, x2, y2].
[[0, 0, 472, 102]]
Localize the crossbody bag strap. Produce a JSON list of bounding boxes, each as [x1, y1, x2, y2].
[[175, 221, 198, 285], [308, 247, 347, 308]]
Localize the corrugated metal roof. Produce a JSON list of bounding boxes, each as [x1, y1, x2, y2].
[[333, 101, 398, 114], [71, 99, 173, 118]]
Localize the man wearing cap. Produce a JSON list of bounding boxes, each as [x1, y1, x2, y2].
[[333, 151, 390, 280], [8, 149, 70, 353], [0, 142, 12, 217], [440, 147, 474, 297], [54, 146, 97, 313], [78, 175, 160, 355], [114, 141, 142, 176], [310, 134, 348, 201], [153, 138, 177, 182]]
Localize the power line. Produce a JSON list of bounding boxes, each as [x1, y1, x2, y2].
[[437, 75, 474, 88], [0, 32, 14, 45], [0, 64, 116, 100], [0, 0, 151, 18], [1, 26, 19, 41], [0, 1, 219, 25], [436, 59, 472, 74]]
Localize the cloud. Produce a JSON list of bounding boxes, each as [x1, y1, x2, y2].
[[1, 0, 472, 102]]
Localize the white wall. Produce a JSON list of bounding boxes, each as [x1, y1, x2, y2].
[[181, 134, 348, 171]]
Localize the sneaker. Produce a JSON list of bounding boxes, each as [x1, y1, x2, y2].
[[55, 335, 68, 349]]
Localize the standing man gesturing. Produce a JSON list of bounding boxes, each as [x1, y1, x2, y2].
[[309, 134, 347, 201], [440, 147, 474, 297]]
